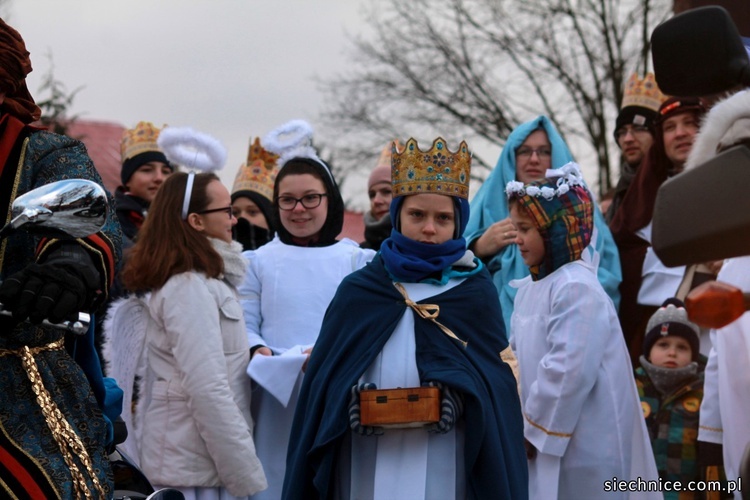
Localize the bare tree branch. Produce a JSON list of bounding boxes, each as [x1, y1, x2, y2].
[[318, 0, 670, 198]]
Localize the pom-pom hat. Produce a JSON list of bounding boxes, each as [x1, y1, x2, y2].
[[643, 298, 700, 361]]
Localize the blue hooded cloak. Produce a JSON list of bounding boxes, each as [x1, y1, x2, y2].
[[465, 116, 621, 334]]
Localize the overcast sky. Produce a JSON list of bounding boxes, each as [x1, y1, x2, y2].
[[9, 0, 380, 209]]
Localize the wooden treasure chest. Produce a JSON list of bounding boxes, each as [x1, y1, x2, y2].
[[360, 386, 440, 428]]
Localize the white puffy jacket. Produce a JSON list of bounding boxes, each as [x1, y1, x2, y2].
[[139, 270, 266, 496]]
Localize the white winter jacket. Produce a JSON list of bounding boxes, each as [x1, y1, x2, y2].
[[138, 268, 266, 496]]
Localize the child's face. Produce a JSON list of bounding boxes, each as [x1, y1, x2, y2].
[[649, 336, 693, 369], [277, 173, 328, 243], [510, 203, 545, 267], [399, 193, 455, 245]]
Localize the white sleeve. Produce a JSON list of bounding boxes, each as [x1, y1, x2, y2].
[[238, 251, 265, 349], [523, 280, 609, 457], [698, 332, 723, 444]]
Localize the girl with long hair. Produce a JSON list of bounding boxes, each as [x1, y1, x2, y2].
[[121, 172, 267, 499]]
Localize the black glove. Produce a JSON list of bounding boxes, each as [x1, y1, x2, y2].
[[422, 380, 464, 434], [348, 382, 384, 436], [0, 263, 90, 324], [0, 244, 100, 326]]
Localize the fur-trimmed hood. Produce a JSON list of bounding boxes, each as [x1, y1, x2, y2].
[[686, 90, 750, 170]]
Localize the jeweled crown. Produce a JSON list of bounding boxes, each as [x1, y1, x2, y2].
[[620, 72, 667, 112], [231, 137, 279, 201], [120, 121, 166, 162], [391, 137, 471, 199]]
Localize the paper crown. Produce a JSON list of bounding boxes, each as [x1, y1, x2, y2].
[[231, 137, 279, 202], [620, 72, 667, 112], [391, 137, 471, 199], [121, 121, 166, 163], [376, 140, 402, 169]]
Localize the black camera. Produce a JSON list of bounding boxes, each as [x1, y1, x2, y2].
[[651, 6, 750, 266]]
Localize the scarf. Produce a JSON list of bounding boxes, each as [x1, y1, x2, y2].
[[0, 20, 41, 124], [362, 211, 392, 250], [639, 355, 699, 396], [380, 229, 471, 284], [209, 237, 246, 288], [381, 195, 479, 284]]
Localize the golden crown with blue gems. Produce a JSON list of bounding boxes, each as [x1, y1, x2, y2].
[[391, 137, 471, 199]]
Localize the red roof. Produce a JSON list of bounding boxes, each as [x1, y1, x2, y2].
[[64, 120, 125, 195], [339, 210, 365, 243]]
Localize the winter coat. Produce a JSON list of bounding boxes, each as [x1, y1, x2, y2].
[[138, 270, 266, 496], [636, 357, 706, 498]]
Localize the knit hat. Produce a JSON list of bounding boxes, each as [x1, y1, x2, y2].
[[120, 121, 172, 186], [657, 96, 707, 125], [643, 298, 700, 361], [614, 73, 667, 140], [368, 141, 400, 190]]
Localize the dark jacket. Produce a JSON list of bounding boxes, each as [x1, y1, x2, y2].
[[635, 356, 707, 499], [283, 255, 528, 499]]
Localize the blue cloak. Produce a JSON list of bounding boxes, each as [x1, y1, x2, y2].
[[282, 255, 528, 499], [465, 116, 621, 334]]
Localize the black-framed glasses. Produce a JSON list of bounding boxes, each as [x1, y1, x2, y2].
[[276, 193, 327, 211], [516, 146, 552, 159], [196, 206, 233, 219], [615, 125, 650, 140]]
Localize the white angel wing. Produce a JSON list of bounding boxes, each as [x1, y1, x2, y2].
[[102, 294, 150, 464]]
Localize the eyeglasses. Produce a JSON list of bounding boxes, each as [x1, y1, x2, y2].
[[516, 147, 552, 159], [276, 193, 327, 211], [615, 125, 650, 140], [196, 206, 233, 219]]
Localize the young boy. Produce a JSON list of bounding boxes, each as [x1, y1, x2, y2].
[[635, 298, 712, 498], [506, 163, 660, 499]]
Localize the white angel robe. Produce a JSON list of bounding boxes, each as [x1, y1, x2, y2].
[[698, 256, 750, 498], [511, 259, 660, 500], [239, 237, 374, 500]]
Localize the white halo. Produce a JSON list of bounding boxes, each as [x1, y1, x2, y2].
[[263, 119, 314, 158], [157, 127, 227, 172]]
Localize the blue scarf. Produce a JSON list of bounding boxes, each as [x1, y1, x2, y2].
[[380, 229, 469, 283], [380, 196, 477, 284]]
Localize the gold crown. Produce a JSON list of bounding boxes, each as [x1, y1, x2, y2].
[[391, 137, 471, 199], [375, 140, 402, 169], [231, 137, 280, 201], [621, 72, 667, 112], [121, 121, 166, 162]]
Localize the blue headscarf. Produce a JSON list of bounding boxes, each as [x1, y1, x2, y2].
[[380, 195, 482, 284], [464, 116, 621, 335]]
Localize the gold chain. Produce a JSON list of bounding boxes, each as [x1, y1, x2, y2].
[[0, 339, 106, 499], [393, 282, 467, 347]]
